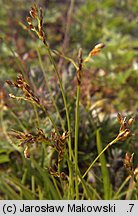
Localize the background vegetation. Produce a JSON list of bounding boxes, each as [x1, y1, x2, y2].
[[0, 0, 138, 200]]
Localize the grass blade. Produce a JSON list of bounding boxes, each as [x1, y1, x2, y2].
[[96, 129, 112, 199]]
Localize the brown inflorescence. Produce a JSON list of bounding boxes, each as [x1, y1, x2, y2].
[[29, 4, 38, 19], [116, 113, 134, 141], [6, 74, 40, 105], [83, 43, 105, 64], [49, 166, 68, 181], [124, 152, 134, 171], [124, 152, 137, 182], [89, 43, 105, 56], [10, 127, 69, 180], [10, 128, 50, 158], [51, 130, 69, 163], [26, 4, 46, 45], [48, 131, 69, 181]]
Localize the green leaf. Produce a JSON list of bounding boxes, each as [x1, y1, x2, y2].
[[31, 158, 61, 199], [0, 154, 9, 164], [7, 176, 35, 200], [0, 178, 22, 200], [96, 129, 112, 199]]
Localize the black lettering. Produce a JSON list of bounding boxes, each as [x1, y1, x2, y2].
[[103, 205, 108, 212], [45, 204, 53, 212], [129, 204, 134, 212], [55, 205, 64, 212], [93, 205, 102, 212], [25, 206, 32, 212], [49, 206, 54, 212], [81, 204, 86, 212], [76, 205, 82, 212], [7, 206, 12, 212], [35, 206, 40, 212], [41, 206, 47, 212], [20, 204, 25, 212], [109, 204, 115, 212], [68, 204, 75, 212], [87, 206, 92, 212]]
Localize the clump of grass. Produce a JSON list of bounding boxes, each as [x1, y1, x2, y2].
[[1, 3, 138, 200]]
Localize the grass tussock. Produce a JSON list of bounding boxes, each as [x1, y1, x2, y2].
[[0, 1, 138, 200]]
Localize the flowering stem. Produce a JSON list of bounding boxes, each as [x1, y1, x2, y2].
[[32, 103, 40, 128], [43, 42, 74, 199], [36, 47, 65, 131], [82, 137, 119, 179], [45, 45, 71, 147], [74, 84, 80, 199]]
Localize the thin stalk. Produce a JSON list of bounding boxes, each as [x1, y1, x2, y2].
[[46, 46, 71, 138], [51, 176, 62, 200], [31, 175, 35, 198], [44, 43, 74, 198], [20, 169, 28, 198], [82, 137, 119, 179], [113, 176, 131, 199], [62, 0, 75, 50], [58, 160, 61, 174], [36, 47, 65, 131], [45, 45, 70, 135], [21, 169, 28, 184], [58, 0, 75, 71], [32, 103, 40, 128], [96, 129, 112, 199], [66, 153, 74, 199], [38, 185, 43, 200], [74, 85, 80, 199], [41, 143, 46, 168]]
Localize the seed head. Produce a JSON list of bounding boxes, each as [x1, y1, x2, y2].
[[90, 43, 105, 56], [116, 113, 134, 141]]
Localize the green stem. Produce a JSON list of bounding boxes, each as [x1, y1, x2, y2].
[[32, 103, 40, 128], [31, 175, 35, 198], [38, 185, 43, 200], [74, 85, 80, 199], [113, 176, 130, 199], [46, 46, 71, 134], [51, 176, 62, 200], [20, 168, 28, 199], [44, 43, 74, 198], [82, 137, 118, 179], [21, 168, 28, 185], [39, 104, 59, 134], [36, 47, 65, 131]]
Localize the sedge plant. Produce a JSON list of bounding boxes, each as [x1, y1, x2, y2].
[[2, 4, 138, 200]]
